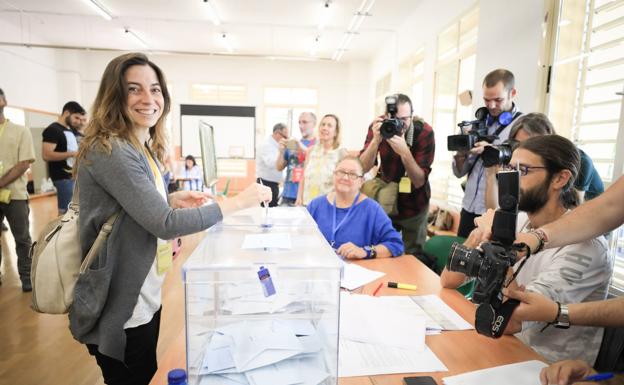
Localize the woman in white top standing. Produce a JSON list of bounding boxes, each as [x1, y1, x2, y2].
[[296, 114, 347, 206], [182, 154, 203, 191]]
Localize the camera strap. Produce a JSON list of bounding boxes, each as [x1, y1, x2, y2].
[[475, 298, 520, 338]]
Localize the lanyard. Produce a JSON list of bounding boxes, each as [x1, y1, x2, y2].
[[331, 192, 360, 246]]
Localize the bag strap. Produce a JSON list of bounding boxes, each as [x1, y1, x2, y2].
[[79, 211, 120, 274]]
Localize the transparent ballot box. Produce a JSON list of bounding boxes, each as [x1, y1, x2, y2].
[[220, 206, 317, 228], [182, 211, 341, 385]]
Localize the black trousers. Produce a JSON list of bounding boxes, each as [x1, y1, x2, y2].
[[87, 308, 161, 385], [457, 208, 480, 239], [257, 178, 279, 207]]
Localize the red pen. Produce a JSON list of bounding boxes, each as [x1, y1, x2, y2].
[[372, 282, 383, 296]]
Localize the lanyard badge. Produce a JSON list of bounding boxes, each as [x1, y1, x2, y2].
[[257, 266, 276, 297]]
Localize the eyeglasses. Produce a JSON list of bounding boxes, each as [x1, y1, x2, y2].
[[501, 163, 548, 176], [334, 170, 363, 180]]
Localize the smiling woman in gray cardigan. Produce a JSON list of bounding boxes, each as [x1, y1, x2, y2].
[[69, 52, 271, 385]]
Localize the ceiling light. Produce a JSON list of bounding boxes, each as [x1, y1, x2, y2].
[[220, 33, 233, 53], [83, 0, 113, 21], [203, 0, 221, 26], [318, 1, 331, 31], [559, 19, 572, 27], [124, 28, 149, 50], [333, 0, 375, 61], [310, 35, 321, 57]]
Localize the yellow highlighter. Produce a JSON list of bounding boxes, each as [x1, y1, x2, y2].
[[388, 281, 418, 291]]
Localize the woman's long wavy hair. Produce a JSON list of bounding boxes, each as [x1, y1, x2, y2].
[[75, 52, 171, 172]]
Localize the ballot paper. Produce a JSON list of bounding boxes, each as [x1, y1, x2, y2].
[[241, 233, 292, 249], [340, 262, 385, 291], [442, 360, 547, 385], [409, 295, 473, 331], [339, 292, 426, 350], [338, 339, 447, 377]]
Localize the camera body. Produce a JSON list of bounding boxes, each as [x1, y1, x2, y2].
[[446, 169, 521, 337], [380, 95, 404, 139], [447, 107, 498, 152], [481, 139, 519, 167]]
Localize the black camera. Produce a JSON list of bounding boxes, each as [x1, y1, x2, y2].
[[481, 139, 519, 167], [446, 169, 522, 338], [380, 95, 404, 139], [447, 107, 498, 152]]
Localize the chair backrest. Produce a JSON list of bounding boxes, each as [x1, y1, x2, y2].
[[594, 326, 624, 372], [220, 178, 231, 197]]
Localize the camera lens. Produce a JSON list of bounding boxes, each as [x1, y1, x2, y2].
[[380, 118, 402, 139], [447, 242, 483, 277]]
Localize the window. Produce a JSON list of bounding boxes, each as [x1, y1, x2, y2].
[[374, 73, 393, 115], [398, 48, 425, 116], [547, 0, 624, 295], [263, 87, 318, 139], [430, 7, 479, 208]]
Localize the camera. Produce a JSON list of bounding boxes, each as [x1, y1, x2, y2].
[[446, 169, 522, 338], [447, 107, 498, 152], [481, 139, 519, 167], [380, 95, 404, 139]]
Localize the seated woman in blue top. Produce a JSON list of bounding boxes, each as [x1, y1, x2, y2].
[[307, 155, 404, 259]]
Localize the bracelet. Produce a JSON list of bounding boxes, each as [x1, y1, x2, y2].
[[527, 228, 547, 254], [540, 301, 561, 332]]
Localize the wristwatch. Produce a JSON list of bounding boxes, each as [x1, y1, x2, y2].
[[554, 303, 570, 329], [363, 245, 377, 259]]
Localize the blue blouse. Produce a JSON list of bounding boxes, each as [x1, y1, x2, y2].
[[307, 195, 404, 257]]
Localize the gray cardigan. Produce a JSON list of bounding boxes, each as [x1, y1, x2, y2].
[[69, 139, 223, 362]]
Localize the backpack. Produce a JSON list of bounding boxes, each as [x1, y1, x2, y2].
[[30, 185, 118, 314]]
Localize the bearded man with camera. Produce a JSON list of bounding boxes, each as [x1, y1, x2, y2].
[[359, 93, 435, 257], [452, 69, 522, 238]]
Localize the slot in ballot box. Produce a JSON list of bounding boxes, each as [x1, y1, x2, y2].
[[220, 205, 317, 228], [182, 207, 341, 385]]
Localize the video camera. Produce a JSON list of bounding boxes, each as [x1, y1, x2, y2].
[[380, 95, 403, 139], [446, 169, 523, 338], [481, 139, 519, 167], [447, 107, 498, 152]]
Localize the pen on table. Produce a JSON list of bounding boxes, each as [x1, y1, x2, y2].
[[582, 373, 614, 382], [387, 281, 418, 291], [372, 282, 383, 296]]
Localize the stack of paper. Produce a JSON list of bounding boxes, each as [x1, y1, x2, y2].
[[197, 319, 332, 385], [409, 295, 473, 331], [442, 360, 547, 385], [338, 292, 447, 377], [340, 262, 385, 291]]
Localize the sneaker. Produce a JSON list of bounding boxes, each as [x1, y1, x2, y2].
[[22, 281, 32, 292]]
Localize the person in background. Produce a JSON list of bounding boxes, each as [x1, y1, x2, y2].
[[257, 122, 288, 207], [297, 114, 347, 206], [484, 113, 602, 209], [69, 52, 271, 385], [42, 100, 85, 215], [181, 155, 203, 191], [0, 87, 36, 291], [307, 155, 404, 259], [452, 69, 521, 238], [276, 112, 317, 206], [359, 93, 435, 257], [441, 135, 610, 365], [72, 113, 87, 145]]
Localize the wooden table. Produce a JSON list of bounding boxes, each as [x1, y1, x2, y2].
[[149, 256, 543, 385]]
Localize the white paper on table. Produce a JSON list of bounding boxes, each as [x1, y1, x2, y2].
[[409, 295, 473, 330], [373, 295, 443, 331], [338, 339, 447, 377], [339, 292, 426, 350], [241, 233, 292, 249], [442, 360, 547, 385], [340, 263, 386, 291]]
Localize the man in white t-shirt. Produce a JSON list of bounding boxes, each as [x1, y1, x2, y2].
[[256, 122, 288, 207], [442, 135, 610, 364]]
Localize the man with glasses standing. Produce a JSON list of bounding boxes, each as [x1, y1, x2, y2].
[[359, 93, 435, 257], [452, 69, 522, 238], [442, 135, 610, 365], [256, 122, 288, 207]]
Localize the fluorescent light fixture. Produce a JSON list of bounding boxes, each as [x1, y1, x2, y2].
[[310, 35, 321, 56], [559, 19, 572, 27], [83, 0, 113, 21], [220, 33, 233, 53], [318, 1, 331, 31], [124, 28, 149, 49], [333, 0, 375, 61], [203, 0, 221, 26]]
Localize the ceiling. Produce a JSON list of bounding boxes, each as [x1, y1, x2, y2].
[[0, 0, 418, 61]]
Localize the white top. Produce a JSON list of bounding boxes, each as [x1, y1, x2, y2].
[[513, 216, 611, 364], [256, 135, 284, 183]]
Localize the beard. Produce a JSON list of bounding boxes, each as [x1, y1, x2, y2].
[[65, 116, 78, 131], [518, 178, 550, 213]]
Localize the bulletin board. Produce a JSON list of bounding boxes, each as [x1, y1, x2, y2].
[[180, 104, 256, 159]]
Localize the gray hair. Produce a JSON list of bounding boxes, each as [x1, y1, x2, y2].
[[273, 122, 287, 133]]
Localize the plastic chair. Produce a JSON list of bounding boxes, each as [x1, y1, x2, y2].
[[218, 178, 231, 197], [424, 235, 475, 298]]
